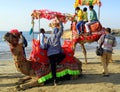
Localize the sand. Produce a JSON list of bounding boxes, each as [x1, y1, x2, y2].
[[0, 50, 120, 92]]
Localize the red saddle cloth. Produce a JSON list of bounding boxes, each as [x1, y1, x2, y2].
[[61, 40, 75, 64], [29, 39, 77, 70], [29, 39, 81, 79], [29, 39, 49, 70]]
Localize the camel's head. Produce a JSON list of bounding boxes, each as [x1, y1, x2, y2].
[[4, 32, 20, 47]]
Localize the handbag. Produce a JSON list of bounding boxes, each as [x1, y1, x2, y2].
[[96, 46, 104, 56], [96, 35, 106, 56]]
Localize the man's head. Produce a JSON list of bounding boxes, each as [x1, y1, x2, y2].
[[40, 28, 45, 33], [75, 7, 80, 12], [83, 7, 87, 12], [89, 5, 94, 10], [105, 28, 111, 34]]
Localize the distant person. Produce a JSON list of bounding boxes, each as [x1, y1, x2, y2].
[[98, 28, 117, 77], [46, 16, 65, 86], [37, 28, 47, 49], [19, 31, 28, 58], [75, 7, 84, 35], [85, 5, 98, 35]]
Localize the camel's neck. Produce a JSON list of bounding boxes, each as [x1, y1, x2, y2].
[[10, 44, 26, 62], [10, 44, 32, 75]]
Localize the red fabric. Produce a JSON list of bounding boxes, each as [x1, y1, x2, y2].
[[31, 9, 66, 23], [77, 34, 102, 41], [10, 29, 20, 35], [29, 39, 81, 78], [29, 39, 80, 70], [61, 40, 75, 64], [71, 21, 104, 41], [29, 39, 49, 70]]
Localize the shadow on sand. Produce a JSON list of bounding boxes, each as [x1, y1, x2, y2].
[[0, 60, 120, 88]]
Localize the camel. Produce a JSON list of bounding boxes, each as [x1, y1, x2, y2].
[[62, 21, 105, 64], [4, 31, 82, 91], [3, 32, 44, 91]]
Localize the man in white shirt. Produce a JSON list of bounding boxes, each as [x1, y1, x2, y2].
[[98, 28, 117, 77], [37, 28, 46, 49]]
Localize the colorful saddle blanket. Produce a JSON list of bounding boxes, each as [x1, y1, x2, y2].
[[86, 22, 102, 32]]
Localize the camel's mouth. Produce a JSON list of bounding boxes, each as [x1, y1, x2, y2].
[[4, 32, 19, 47]]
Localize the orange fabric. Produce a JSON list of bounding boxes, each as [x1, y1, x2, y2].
[[71, 22, 77, 34], [89, 22, 102, 32]]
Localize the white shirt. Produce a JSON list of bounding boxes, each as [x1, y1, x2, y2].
[[37, 33, 45, 49]]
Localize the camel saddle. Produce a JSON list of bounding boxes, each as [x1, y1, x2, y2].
[[84, 22, 102, 33], [72, 21, 102, 35]]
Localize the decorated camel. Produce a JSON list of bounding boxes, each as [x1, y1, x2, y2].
[[62, 21, 105, 64], [62, 0, 104, 64], [4, 29, 82, 91]]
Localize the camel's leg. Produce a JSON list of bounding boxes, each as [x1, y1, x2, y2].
[[16, 76, 32, 85], [80, 44, 87, 64], [16, 78, 44, 91], [72, 42, 77, 52]]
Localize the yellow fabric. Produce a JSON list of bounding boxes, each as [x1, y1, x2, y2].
[[77, 9, 83, 21], [74, 0, 100, 7], [83, 12, 88, 22]]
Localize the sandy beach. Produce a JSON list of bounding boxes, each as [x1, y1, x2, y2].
[[0, 50, 120, 92]]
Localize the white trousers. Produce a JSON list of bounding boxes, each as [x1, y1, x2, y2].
[[85, 21, 97, 32]]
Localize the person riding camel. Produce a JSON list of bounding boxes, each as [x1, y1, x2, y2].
[[75, 7, 84, 35], [83, 7, 88, 24], [85, 5, 98, 36]]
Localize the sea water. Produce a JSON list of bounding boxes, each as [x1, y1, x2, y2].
[[0, 31, 120, 60]]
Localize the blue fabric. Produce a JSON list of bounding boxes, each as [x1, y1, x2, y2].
[[53, 28, 59, 34], [76, 21, 84, 34], [29, 28, 33, 35], [46, 22, 64, 56]]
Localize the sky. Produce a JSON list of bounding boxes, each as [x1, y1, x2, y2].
[[0, 0, 120, 32]]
